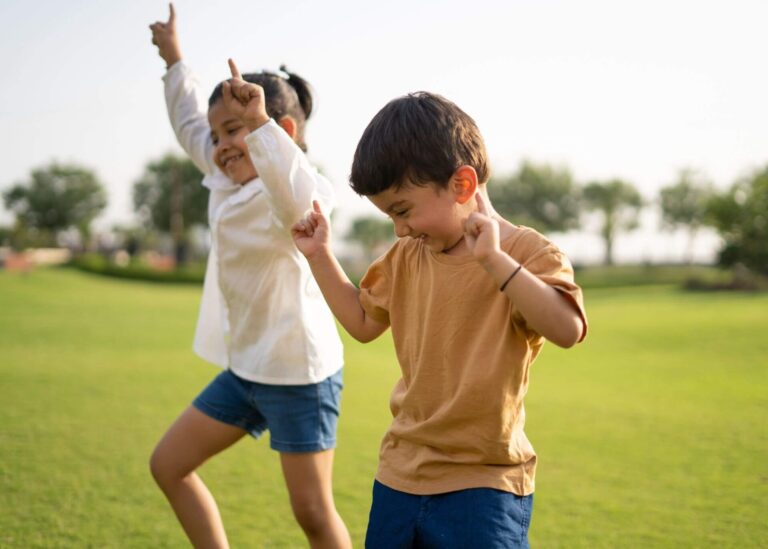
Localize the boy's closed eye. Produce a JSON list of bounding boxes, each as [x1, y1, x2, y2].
[[386, 200, 411, 219]]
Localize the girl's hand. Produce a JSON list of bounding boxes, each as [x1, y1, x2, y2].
[[149, 3, 182, 68], [292, 200, 332, 260], [463, 193, 501, 265], [222, 59, 270, 131]]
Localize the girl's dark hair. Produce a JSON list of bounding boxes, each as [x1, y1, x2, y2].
[[208, 65, 314, 152], [350, 91, 489, 196]]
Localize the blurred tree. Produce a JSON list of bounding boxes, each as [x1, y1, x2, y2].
[[346, 216, 395, 262], [488, 160, 581, 233], [2, 162, 107, 249], [133, 153, 208, 265], [582, 179, 643, 265], [0, 225, 11, 246], [659, 169, 714, 264], [706, 166, 768, 275]]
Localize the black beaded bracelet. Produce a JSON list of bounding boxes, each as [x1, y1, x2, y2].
[[499, 264, 523, 292]]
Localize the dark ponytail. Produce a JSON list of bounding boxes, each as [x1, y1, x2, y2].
[[280, 65, 313, 121]]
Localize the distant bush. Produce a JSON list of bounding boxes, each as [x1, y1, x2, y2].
[[72, 254, 761, 292], [70, 253, 204, 284], [682, 264, 768, 292], [572, 264, 729, 289]]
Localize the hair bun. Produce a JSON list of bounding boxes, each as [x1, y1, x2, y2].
[[279, 64, 313, 120]]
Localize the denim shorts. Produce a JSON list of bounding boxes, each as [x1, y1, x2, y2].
[[365, 480, 533, 549], [192, 368, 343, 453]]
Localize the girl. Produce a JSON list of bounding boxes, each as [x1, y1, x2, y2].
[[148, 5, 350, 548]]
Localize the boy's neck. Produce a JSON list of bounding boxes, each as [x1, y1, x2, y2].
[[442, 235, 469, 256]]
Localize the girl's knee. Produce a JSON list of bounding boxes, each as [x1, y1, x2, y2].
[[148, 445, 168, 485], [290, 496, 334, 535], [149, 444, 187, 488]]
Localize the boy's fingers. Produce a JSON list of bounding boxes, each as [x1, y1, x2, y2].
[[293, 219, 314, 237], [463, 215, 476, 236], [312, 200, 323, 214], [475, 192, 488, 215], [228, 58, 242, 80], [168, 3, 176, 25]]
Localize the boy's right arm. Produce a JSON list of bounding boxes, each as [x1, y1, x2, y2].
[[149, 3, 217, 175], [292, 202, 389, 343]]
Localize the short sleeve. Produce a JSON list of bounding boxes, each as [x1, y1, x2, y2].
[[359, 252, 394, 326], [509, 230, 588, 343]]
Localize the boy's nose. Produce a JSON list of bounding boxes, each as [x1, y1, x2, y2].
[[393, 221, 409, 238]]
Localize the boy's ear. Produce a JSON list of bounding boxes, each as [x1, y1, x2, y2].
[[451, 165, 478, 205], [277, 116, 297, 140]]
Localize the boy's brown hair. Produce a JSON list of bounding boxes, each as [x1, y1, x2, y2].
[[350, 91, 489, 195]]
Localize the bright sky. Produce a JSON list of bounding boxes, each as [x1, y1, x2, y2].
[[1, 0, 766, 263]]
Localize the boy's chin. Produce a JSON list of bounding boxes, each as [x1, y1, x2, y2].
[[420, 237, 442, 252]]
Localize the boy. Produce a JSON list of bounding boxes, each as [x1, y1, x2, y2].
[[292, 92, 588, 548]]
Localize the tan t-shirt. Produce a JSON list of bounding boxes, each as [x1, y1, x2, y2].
[[359, 226, 587, 496]]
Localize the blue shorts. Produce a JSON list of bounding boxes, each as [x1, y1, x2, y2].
[[365, 480, 533, 549], [192, 368, 343, 453]]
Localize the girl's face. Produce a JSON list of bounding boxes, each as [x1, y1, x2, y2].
[[208, 99, 258, 185]]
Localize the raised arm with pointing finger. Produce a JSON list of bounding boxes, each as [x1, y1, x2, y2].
[[293, 201, 390, 343], [150, 3, 217, 175], [149, 3, 181, 68]]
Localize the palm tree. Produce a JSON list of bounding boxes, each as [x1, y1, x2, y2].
[[659, 169, 713, 264], [582, 179, 642, 265]]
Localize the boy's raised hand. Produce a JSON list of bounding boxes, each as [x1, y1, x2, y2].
[[463, 193, 501, 264], [149, 3, 181, 68], [292, 200, 332, 260], [222, 59, 270, 131]]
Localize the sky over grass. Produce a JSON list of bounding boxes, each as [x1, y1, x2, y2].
[[1, 0, 766, 263]]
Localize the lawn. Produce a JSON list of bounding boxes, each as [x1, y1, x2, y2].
[[0, 268, 766, 548]]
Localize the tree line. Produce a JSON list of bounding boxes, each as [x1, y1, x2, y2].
[[2, 155, 767, 275], [346, 160, 767, 274]]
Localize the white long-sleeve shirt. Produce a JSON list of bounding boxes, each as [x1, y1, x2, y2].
[[163, 61, 344, 384]]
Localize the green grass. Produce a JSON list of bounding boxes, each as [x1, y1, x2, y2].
[[1, 268, 766, 547]]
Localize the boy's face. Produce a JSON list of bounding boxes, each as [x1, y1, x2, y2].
[[369, 178, 470, 255], [208, 99, 258, 185]]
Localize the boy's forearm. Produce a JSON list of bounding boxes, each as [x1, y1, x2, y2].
[[482, 252, 583, 348], [307, 249, 386, 343]]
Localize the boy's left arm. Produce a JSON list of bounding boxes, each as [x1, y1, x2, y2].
[[465, 195, 585, 348], [485, 253, 584, 348]]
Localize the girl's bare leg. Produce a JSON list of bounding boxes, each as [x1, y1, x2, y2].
[[280, 449, 352, 549], [150, 406, 246, 549]]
